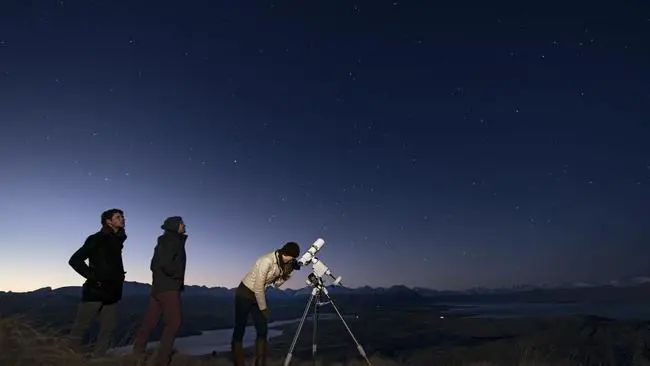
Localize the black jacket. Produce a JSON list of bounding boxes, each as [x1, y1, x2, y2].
[[68, 227, 127, 304], [150, 231, 187, 294]]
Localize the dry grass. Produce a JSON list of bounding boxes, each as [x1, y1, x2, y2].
[[0, 316, 396, 366], [0, 315, 85, 366], [0, 316, 648, 366]]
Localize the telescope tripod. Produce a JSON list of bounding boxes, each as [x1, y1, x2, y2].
[[283, 276, 371, 366]]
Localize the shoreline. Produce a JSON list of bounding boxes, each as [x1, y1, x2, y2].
[[109, 315, 358, 356]]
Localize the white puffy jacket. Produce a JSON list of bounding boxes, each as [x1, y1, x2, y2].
[[241, 251, 291, 311]]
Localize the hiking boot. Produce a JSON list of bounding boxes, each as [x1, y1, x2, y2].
[[254, 338, 267, 366], [231, 341, 245, 366]]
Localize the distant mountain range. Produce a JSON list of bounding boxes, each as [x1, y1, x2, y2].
[[0, 279, 429, 342], [2, 276, 650, 346], [1, 282, 425, 300], [3, 276, 650, 299], [413, 276, 650, 297]]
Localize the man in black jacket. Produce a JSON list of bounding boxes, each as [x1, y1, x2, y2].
[[132, 216, 188, 366], [68, 208, 127, 357]]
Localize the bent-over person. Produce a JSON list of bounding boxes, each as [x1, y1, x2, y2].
[[231, 242, 300, 366]]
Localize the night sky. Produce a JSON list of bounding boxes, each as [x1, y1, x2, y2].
[[1, 1, 649, 293]]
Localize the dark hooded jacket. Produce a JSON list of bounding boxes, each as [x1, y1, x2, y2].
[[150, 218, 187, 294], [68, 227, 127, 304]]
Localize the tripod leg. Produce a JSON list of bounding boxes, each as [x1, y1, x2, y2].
[[324, 294, 372, 366], [312, 293, 319, 366], [284, 293, 315, 366]]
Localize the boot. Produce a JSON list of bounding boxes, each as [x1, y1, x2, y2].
[[231, 341, 245, 366], [132, 345, 147, 365], [254, 338, 267, 366]]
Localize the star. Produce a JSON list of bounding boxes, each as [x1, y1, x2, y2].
[[1, 0, 648, 293]]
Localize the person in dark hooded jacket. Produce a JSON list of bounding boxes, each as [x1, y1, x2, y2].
[[67, 208, 127, 357], [132, 216, 187, 366]]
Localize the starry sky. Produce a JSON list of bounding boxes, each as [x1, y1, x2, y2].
[[1, 1, 649, 293]]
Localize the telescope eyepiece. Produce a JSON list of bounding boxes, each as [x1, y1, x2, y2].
[[291, 258, 301, 271]]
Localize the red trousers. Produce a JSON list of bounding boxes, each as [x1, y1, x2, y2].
[[133, 291, 182, 366]]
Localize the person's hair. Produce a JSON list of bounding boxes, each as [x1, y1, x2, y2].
[[279, 242, 300, 258], [101, 208, 124, 226]]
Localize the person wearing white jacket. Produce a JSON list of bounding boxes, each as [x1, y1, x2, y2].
[[231, 242, 300, 366]]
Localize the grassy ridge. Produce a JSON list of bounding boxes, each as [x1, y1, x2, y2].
[[4, 315, 650, 366]]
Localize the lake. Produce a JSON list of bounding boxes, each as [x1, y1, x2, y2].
[[109, 313, 357, 356], [441, 301, 650, 320]]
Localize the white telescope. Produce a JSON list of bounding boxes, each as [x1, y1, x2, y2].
[[283, 237, 370, 366], [296, 238, 343, 286], [297, 238, 325, 266]]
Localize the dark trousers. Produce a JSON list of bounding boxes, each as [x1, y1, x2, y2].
[[68, 301, 118, 356], [132, 291, 182, 365], [232, 283, 268, 343]]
